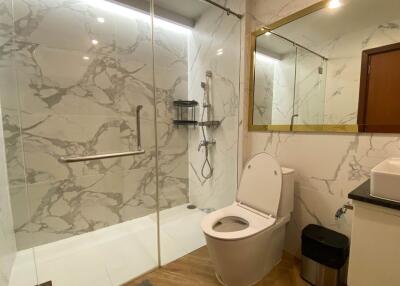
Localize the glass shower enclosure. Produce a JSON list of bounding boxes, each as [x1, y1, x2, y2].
[[0, 0, 242, 285]]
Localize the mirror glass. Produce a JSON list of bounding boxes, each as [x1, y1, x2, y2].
[[251, 0, 400, 132], [253, 33, 297, 125]]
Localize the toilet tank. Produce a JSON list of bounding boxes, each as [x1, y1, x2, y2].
[[277, 167, 295, 218]]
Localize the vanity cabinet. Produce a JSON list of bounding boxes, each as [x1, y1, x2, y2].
[[348, 182, 400, 286]]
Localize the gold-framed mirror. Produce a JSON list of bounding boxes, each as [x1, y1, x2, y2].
[[248, 0, 400, 133]]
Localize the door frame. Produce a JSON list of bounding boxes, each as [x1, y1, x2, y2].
[[358, 42, 400, 132]]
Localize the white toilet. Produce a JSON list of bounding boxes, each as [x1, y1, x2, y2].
[[201, 153, 294, 286]]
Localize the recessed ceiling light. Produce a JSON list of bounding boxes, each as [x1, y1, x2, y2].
[[87, 0, 190, 34], [83, 56, 90, 60], [328, 0, 342, 9], [91, 39, 99, 45], [97, 17, 105, 23]]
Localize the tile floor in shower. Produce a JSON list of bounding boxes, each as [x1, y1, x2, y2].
[[9, 204, 206, 286]]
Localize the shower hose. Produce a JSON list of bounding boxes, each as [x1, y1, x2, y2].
[[200, 76, 213, 180]]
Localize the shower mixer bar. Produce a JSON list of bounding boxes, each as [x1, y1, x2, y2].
[[136, 105, 143, 150], [60, 105, 145, 163]]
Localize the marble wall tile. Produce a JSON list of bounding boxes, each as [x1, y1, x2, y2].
[[0, 0, 190, 250], [188, 1, 241, 210], [321, 18, 400, 124], [243, 0, 400, 257], [13, 0, 117, 54]]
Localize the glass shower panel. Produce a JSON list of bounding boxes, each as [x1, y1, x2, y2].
[[153, 0, 242, 265], [294, 47, 327, 125], [0, 0, 38, 285], [6, 0, 158, 285]]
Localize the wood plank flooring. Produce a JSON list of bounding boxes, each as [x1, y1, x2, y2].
[[125, 247, 309, 286]]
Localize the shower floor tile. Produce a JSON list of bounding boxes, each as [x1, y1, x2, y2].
[[9, 204, 206, 286]]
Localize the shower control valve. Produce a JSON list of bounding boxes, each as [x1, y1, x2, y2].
[[197, 139, 216, 151]]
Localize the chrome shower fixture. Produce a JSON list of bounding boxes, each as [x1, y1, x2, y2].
[[198, 70, 215, 180], [198, 139, 216, 151]]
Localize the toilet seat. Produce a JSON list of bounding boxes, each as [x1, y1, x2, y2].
[[201, 153, 283, 241], [201, 204, 276, 240], [237, 153, 282, 217]]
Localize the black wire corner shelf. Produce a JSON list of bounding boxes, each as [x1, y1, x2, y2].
[[173, 100, 198, 107], [198, 120, 221, 128], [173, 120, 198, 126], [173, 100, 198, 127]]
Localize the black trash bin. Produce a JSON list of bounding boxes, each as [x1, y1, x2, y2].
[[301, 224, 349, 286]]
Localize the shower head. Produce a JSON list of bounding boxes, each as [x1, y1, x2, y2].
[[201, 82, 206, 89]]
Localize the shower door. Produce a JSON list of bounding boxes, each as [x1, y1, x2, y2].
[[1, 0, 161, 285], [0, 0, 242, 285], [152, 0, 242, 265]]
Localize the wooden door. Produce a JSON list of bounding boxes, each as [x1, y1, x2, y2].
[[358, 43, 400, 133]]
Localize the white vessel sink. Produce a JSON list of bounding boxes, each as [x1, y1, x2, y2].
[[371, 158, 400, 202]]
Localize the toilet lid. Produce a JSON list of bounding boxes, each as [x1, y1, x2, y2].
[[237, 153, 282, 217]]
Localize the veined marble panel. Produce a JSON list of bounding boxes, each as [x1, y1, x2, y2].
[[188, 2, 241, 210], [1, 0, 190, 250], [247, 131, 400, 256], [321, 19, 400, 124], [243, 0, 400, 258]]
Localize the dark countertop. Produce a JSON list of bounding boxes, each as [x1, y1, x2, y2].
[[348, 180, 400, 211]]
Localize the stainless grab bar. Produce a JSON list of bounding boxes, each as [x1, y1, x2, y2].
[[59, 150, 145, 163], [60, 105, 145, 163], [136, 105, 143, 150]]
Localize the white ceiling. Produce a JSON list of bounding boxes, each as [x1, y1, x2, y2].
[[114, 0, 212, 27], [256, 33, 296, 58], [154, 0, 210, 21]]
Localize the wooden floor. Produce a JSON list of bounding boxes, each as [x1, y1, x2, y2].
[[125, 247, 309, 286]]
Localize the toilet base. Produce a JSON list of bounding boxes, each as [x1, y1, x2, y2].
[[205, 217, 289, 286]]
